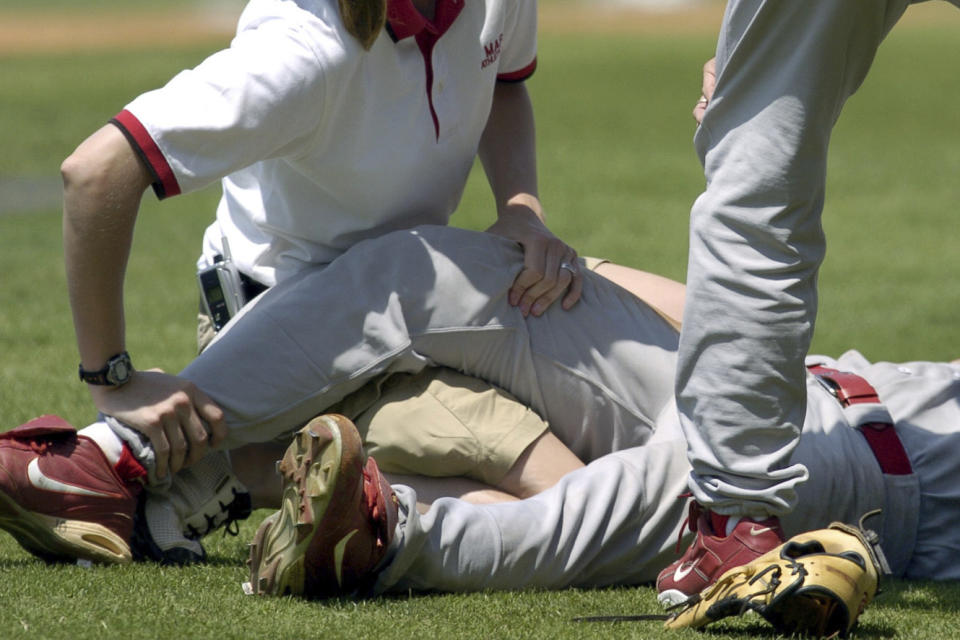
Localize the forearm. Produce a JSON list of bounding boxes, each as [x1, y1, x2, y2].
[[478, 81, 541, 220], [479, 82, 580, 314], [61, 124, 152, 370]]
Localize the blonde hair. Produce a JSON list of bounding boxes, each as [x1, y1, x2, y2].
[[338, 0, 387, 50]]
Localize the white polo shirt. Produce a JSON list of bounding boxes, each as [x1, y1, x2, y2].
[[112, 0, 537, 285]]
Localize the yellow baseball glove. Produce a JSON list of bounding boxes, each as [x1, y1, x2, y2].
[[665, 520, 889, 638]]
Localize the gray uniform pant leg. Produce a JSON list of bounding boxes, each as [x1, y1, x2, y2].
[[374, 414, 692, 593], [179, 226, 679, 461], [374, 355, 960, 592], [678, 0, 911, 517]]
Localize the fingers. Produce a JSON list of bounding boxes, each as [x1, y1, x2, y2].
[[165, 385, 226, 473], [181, 404, 212, 469], [510, 245, 582, 317], [149, 389, 207, 477], [701, 57, 716, 101], [693, 96, 708, 124], [146, 423, 171, 480], [561, 264, 584, 310], [194, 388, 227, 449], [694, 57, 717, 125], [160, 412, 187, 477]]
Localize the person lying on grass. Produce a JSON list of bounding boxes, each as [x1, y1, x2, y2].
[[3, 226, 953, 605]]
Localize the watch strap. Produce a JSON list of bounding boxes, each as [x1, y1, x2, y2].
[[79, 351, 133, 386]]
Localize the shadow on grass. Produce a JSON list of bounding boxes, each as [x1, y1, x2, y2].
[[699, 620, 899, 638], [0, 551, 243, 569]]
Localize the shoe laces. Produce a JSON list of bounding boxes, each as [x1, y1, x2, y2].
[[28, 440, 52, 455], [673, 494, 700, 554], [361, 467, 390, 549], [185, 487, 253, 539]]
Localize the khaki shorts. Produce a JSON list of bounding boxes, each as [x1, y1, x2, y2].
[[197, 256, 608, 486], [336, 367, 549, 486]]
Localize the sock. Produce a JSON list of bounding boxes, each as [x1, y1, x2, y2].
[[79, 421, 147, 482], [724, 516, 740, 536], [708, 511, 738, 537]]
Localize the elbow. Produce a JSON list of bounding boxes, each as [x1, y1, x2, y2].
[[61, 125, 149, 206], [61, 151, 96, 206], [61, 148, 108, 202]]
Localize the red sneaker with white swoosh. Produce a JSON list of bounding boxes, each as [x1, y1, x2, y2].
[[0, 415, 145, 564], [246, 414, 398, 599], [656, 500, 784, 608]]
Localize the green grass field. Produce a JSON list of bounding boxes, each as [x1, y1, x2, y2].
[[1, 2, 959, 638]]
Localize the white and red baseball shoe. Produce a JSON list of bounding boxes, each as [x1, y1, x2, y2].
[[657, 500, 784, 608], [0, 415, 146, 564]]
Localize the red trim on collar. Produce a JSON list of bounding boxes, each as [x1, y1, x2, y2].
[[387, 0, 464, 40], [111, 110, 181, 198], [497, 58, 537, 83]]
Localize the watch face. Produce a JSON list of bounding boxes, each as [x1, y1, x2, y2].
[[108, 355, 132, 385], [115, 361, 130, 381]]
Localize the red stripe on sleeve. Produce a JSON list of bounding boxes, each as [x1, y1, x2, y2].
[[497, 57, 537, 83], [112, 109, 181, 198]]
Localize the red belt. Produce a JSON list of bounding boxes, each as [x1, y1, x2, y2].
[[807, 364, 913, 475]]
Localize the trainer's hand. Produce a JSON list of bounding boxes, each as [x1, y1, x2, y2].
[[693, 57, 716, 124], [88, 369, 227, 479], [486, 202, 582, 317]]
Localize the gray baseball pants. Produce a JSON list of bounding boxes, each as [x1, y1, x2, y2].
[[180, 225, 680, 463], [677, 0, 958, 518], [373, 352, 960, 592]]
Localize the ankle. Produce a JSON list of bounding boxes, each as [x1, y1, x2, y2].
[[709, 511, 780, 537], [78, 422, 147, 483], [709, 511, 734, 536]]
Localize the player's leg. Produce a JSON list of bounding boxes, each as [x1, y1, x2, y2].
[[664, 0, 912, 604], [181, 226, 679, 462], [230, 440, 288, 509], [382, 430, 586, 512], [592, 261, 684, 331], [247, 410, 692, 597], [381, 429, 587, 511], [230, 368, 585, 510], [350, 367, 584, 498], [372, 420, 693, 594], [382, 474, 518, 512], [166, 231, 672, 561]]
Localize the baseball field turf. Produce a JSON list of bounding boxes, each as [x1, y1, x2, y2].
[[0, 1, 958, 638]]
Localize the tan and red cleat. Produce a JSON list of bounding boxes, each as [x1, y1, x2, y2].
[[247, 414, 398, 598]]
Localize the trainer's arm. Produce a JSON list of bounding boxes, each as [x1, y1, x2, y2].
[[61, 125, 226, 478], [480, 81, 582, 317]]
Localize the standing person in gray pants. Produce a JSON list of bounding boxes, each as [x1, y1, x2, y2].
[[659, 0, 960, 606]]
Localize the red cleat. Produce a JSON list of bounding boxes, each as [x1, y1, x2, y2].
[[657, 500, 784, 607], [0, 415, 144, 564]]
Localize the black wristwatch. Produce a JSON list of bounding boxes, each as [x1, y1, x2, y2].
[[78, 351, 134, 387]]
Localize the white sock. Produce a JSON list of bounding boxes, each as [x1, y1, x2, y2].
[[725, 516, 741, 536], [78, 421, 126, 466]]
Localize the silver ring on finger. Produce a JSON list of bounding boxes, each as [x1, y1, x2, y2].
[[559, 261, 577, 275]]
